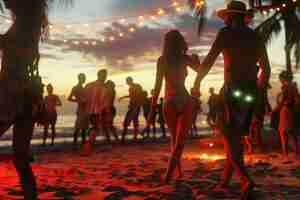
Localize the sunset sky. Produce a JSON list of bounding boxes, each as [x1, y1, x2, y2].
[[1, 0, 299, 99]]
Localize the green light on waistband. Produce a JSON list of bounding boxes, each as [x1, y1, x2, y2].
[[244, 95, 254, 103], [233, 90, 242, 98]]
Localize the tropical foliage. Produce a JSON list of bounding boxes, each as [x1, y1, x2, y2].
[[188, 0, 300, 73], [255, 0, 300, 72]]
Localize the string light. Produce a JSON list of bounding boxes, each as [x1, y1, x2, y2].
[[109, 36, 115, 41], [6, 1, 197, 47], [129, 27, 136, 32], [172, 1, 179, 7], [157, 8, 165, 15]]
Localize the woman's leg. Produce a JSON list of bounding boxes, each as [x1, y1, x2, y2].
[[13, 119, 37, 200], [163, 102, 178, 183], [164, 101, 194, 182]]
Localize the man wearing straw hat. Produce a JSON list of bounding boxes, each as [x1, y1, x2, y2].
[[193, 1, 271, 199]]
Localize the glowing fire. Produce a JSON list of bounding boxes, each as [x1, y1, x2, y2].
[[184, 153, 225, 161]]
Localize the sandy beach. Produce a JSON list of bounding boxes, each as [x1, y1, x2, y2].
[[0, 130, 300, 200]]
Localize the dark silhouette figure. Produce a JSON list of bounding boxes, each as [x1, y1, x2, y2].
[[43, 84, 62, 146], [101, 80, 119, 143], [190, 89, 202, 137], [68, 73, 89, 146], [157, 98, 167, 138], [119, 77, 144, 142], [142, 90, 157, 139], [193, 1, 271, 198], [83, 69, 107, 153], [276, 71, 299, 156], [207, 87, 219, 129], [149, 30, 201, 183]]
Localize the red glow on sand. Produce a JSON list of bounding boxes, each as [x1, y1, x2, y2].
[[184, 153, 225, 161]]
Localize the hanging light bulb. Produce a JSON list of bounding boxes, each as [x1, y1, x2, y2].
[[157, 8, 165, 15], [129, 27, 136, 32]]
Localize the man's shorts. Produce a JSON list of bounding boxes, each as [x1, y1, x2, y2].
[[75, 112, 89, 130], [123, 106, 140, 127]]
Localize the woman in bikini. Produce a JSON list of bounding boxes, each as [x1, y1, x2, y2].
[[149, 30, 200, 183]]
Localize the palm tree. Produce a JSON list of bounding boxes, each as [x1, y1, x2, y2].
[[255, 0, 300, 73], [187, 0, 207, 35], [188, 0, 300, 73], [0, 1, 73, 199]]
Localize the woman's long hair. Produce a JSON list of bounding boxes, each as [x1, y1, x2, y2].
[[162, 30, 188, 68]]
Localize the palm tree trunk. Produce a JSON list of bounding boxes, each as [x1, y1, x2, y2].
[[285, 46, 292, 73], [284, 14, 293, 74]]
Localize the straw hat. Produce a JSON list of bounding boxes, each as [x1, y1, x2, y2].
[[217, 1, 253, 20]]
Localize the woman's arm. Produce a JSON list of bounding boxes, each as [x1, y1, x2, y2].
[[152, 57, 164, 104]]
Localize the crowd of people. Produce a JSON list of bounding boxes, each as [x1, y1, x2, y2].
[[1, 0, 300, 199], [41, 71, 206, 147]]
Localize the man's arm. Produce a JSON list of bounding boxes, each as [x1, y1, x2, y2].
[[67, 88, 76, 102], [118, 95, 129, 101], [193, 30, 224, 91]]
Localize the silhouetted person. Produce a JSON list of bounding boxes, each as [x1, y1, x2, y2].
[[207, 87, 219, 128], [193, 1, 271, 198], [43, 84, 62, 146], [68, 73, 89, 146], [119, 77, 143, 142], [157, 98, 167, 138], [102, 80, 119, 143], [149, 30, 201, 183], [190, 89, 202, 137], [276, 71, 299, 156], [142, 90, 157, 139], [84, 69, 107, 153]]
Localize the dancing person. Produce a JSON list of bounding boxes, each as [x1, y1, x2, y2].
[[149, 30, 201, 183], [43, 84, 62, 146], [142, 89, 157, 139], [0, 0, 50, 198], [84, 69, 107, 153], [276, 71, 299, 156], [190, 89, 202, 137], [193, 1, 271, 198], [101, 80, 119, 143], [157, 98, 167, 138], [207, 87, 219, 129], [119, 77, 144, 142], [68, 73, 89, 147]]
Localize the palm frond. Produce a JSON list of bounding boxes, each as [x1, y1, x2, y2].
[[294, 41, 300, 69], [255, 12, 282, 44], [187, 0, 207, 35]]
